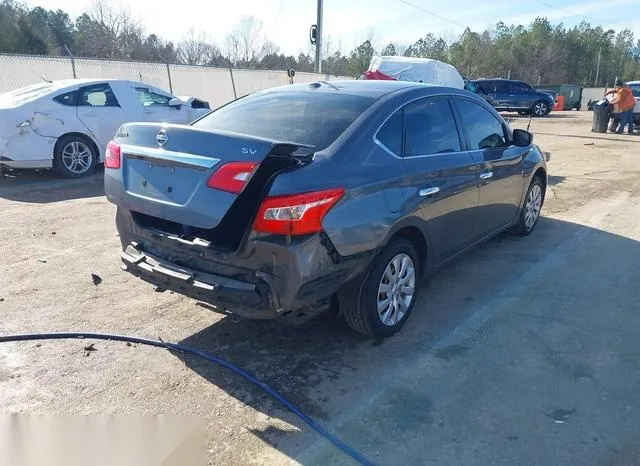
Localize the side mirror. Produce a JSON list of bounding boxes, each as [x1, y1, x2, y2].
[[168, 98, 183, 109], [513, 128, 533, 147]]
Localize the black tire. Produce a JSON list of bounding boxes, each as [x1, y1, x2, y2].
[[510, 176, 544, 236], [531, 100, 550, 117], [340, 238, 420, 338], [53, 134, 98, 178]]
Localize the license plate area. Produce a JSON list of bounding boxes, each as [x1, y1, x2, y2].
[[123, 155, 203, 205]]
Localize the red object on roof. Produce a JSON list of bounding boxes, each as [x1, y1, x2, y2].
[[361, 69, 397, 81]]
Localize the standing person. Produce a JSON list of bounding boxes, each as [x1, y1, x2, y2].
[[606, 80, 636, 134]]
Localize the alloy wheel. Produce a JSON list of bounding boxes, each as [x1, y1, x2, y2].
[[534, 103, 548, 116], [377, 253, 416, 327], [524, 183, 542, 229], [61, 141, 93, 174]]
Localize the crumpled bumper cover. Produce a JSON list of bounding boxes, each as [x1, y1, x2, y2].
[[121, 242, 278, 318]]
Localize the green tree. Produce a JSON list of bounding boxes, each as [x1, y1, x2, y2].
[[47, 9, 74, 53], [348, 40, 375, 76], [406, 33, 449, 62], [380, 42, 396, 56]]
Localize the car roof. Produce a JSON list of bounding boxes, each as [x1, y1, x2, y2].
[[17, 79, 153, 94], [256, 79, 462, 99], [627, 81, 640, 85], [473, 78, 528, 84], [54, 78, 149, 87]]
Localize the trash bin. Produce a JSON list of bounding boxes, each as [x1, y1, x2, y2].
[[592, 101, 611, 133]]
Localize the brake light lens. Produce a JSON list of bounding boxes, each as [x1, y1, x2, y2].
[[105, 140, 121, 169], [254, 188, 345, 236], [207, 161, 258, 194]]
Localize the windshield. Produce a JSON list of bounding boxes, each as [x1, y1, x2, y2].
[[0, 82, 56, 108], [193, 92, 375, 151], [629, 84, 640, 98]]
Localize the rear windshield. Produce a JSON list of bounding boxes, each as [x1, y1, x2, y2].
[[192, 92, 375, 150], [0, 82, 56, 108]]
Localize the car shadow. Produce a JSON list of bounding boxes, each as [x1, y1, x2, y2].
[[501, 112, 581, 119], [172, 216, 640, 463], [535, 132, 640, 143], [548, 175, 566, 186], [0, 167, 105, 203]]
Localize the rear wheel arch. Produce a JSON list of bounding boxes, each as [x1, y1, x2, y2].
[[391, 226, 428, 274], [533, 167, 547, 204], [53, 132, 100, 178], [382, 218, 432, 276], [54, 132, 100, 161]]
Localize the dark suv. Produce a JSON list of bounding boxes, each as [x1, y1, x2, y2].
[[105, 80, 547, 338], [466, 79, 555, 117]]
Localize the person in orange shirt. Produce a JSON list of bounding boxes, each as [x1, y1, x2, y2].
[[605, 80, 636, 134]]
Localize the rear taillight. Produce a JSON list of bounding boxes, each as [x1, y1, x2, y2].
[[105, 140, 121, 169], [207, 161, 258, 194], [254, 188, 345, 236]]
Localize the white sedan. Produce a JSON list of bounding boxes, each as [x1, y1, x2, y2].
[[0, 79, 211, 177]]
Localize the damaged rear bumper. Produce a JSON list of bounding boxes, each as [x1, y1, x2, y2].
[[116, 207, 373, 320], [121, 243, 275, 318]]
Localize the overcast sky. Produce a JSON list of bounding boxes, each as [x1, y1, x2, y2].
[[24, 0, 640, 55]]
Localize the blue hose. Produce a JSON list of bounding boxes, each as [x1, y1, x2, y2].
[[0, 332, 374, 466]]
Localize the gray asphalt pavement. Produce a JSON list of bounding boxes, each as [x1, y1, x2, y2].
[[297, 193, 640, 465]]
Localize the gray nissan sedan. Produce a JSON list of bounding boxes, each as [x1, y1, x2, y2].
[[104, 80, 547, 338]]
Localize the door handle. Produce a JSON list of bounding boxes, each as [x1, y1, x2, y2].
[[479, 171, 493, 180], [419, 187, 440, 197]]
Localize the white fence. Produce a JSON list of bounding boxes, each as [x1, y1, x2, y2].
[[0, 54, 612, 111], [0, 54, 352, 108]]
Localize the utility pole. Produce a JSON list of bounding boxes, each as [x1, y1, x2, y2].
[[594, 48, 601, 87], [314, 0, 323, 73], [64, 44, 76, 79]]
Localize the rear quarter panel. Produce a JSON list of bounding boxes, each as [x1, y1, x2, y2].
[[267, 143, 410, 258], [1, 96, 92, 166], [323, 152, 407, 258]]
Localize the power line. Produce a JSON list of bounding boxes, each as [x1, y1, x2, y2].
[[273, 0, 287, 26], [529, 0, 633, 28], [397, 0, 468, 29]]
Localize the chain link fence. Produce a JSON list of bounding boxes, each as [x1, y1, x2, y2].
[[0, 53, 352, 108]]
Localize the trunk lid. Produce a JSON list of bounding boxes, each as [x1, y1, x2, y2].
[[107, 122, 310, 249]]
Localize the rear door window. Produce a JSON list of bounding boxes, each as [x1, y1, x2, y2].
[[476, 82, 493, 94], [403, 97, 461, 156], [193, 92, 375, 151], [78, 83, 120, 107], [494, 82, 511, 93], [376, 110, 403, 155], [53, 91, 78, 106], [510, 82, 529, 94], [630, 84, 640, 98]]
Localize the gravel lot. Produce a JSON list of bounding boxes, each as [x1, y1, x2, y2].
[[1, 112, 639, 465]]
